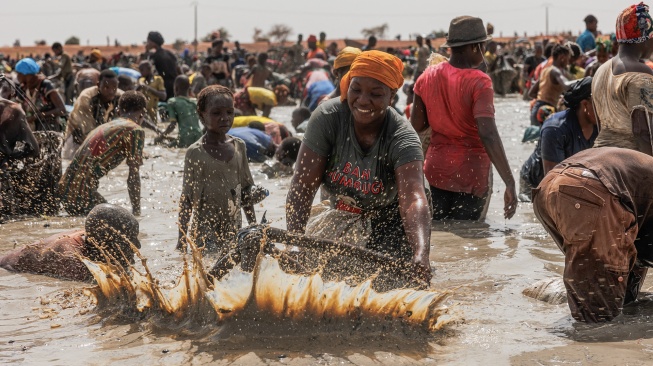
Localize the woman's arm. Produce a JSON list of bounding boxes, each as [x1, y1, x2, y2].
[[395, 161, 432, 283], [42, 90, 66, 118], [409, 94, 429, 132], [286, 144, 327, 232]]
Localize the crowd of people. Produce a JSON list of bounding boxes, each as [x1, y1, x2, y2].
[[3, 2, 653, 325]]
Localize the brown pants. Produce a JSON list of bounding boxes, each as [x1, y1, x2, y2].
[[533, 166, 647, 322]]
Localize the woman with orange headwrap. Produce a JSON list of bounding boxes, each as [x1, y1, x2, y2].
[[286, 50, 432, 285]]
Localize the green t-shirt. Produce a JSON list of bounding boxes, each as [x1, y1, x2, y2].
[[166, 96, 203, 148], [302, 98, 424, 210]]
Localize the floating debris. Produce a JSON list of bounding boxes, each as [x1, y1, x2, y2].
[[523, 277, 567, 305]]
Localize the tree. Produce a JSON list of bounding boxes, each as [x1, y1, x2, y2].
[[173, 39, 187, 52], [65, 36, 80, 45], [252, 28, 269, 43], [361, 23, 389, 39], [34, 39, 47, 46], [201, 27, 231, 42], [267, 24, 293, 44], [429, 30, 447, 38], [13, 39, 20, 47]]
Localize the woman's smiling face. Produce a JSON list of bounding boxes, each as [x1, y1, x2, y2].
[[347, 76, 395, 126]]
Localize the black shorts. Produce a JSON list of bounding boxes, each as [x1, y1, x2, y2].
[[430, 186, 489, 221]]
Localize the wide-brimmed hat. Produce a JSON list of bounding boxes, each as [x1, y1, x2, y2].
[[442, 16, 491, 48]]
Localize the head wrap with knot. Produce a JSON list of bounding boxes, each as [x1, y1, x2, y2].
[[90, 49, 102, 60], [147, 31, 165, 46], [563, 76, 593, 109], [616, 2, 653, 44], [333, 47, 362, 70], [307, 35, 317, 43], [15, 58, 40, 75], [339, 50, 404, 102]]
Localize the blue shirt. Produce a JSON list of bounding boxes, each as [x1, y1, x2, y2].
[[306, 80, 335, 111], [228, 127, 273, 163], [520, 109, 597, 188], [540, 110, 598, 163], [577, 30, 596, 52]]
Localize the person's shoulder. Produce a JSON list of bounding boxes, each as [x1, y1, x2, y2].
[[186, 139, 203, 151], [541, 111, 568, 130], [1, 100, 25, 118], [79, 85, 98, 98], [41, 78, 55, 90], [153, 75, 164, 82], [315, 97, 347, 116], [386, 108, 413, 131], [230, 135, 248, 150]]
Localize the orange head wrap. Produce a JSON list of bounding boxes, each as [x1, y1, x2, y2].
[[333, 47, 362, 70], [339, 50, 404, 102]]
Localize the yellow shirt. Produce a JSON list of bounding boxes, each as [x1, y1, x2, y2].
[[247, 87, 277, 109], [138, 75, 165, 123]]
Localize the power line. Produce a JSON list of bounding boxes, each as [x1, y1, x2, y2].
[[3, 5, 186, 17]]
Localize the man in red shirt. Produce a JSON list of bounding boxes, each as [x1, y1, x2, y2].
[[411, 16, 517, 221]]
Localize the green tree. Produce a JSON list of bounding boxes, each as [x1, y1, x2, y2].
[[201, 27, 231, 42], [361, 23, 389, 39], [268, 24, 293, 44], [173, 39, 187, 51], [65, 36, 80, 45]]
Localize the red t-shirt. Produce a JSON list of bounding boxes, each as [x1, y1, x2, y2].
[[414, 62, 495, 197]]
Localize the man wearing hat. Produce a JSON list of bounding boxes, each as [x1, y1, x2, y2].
[[411, 15, 517, 221], [146, 31, 178, 101], [591, 2, 653, 155], [533, 147, 653, 322], [15, 58, 66, 132]]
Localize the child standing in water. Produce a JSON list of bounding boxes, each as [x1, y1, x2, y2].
[[156, 75, 203, 148], [177, 85, 257, 253]]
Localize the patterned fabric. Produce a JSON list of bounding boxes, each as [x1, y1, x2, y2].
[[65, 86, 123, 144], [616, 2, 653, 44], [58, 118, 144, 215]]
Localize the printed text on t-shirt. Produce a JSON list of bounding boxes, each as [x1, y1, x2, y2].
[[327, 162, 384, 195]]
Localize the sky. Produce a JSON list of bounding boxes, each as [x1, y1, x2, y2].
[[0, 0, 641, 47]]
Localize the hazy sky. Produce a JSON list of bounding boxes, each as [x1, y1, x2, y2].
[[0, 0, 640, 47]]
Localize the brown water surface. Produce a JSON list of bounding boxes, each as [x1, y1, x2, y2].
[[2, 97, 653, 365]]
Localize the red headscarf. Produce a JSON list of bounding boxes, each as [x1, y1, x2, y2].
[[616, 2, 653, 44], [339, 50, 404, 101]]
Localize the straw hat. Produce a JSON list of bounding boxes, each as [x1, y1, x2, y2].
[[442, 16, 492, 48]]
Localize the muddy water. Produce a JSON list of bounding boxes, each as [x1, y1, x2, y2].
[[2, 97, 653, 365]]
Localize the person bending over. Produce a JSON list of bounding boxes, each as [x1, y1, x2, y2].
[[0, 204, 140, 282]]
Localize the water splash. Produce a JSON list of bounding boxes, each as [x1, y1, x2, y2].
[[82, 234, 453, 332]]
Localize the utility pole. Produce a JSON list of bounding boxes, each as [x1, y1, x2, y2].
[[191, 1, 198, 54], [543, 3, 552, 36]]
